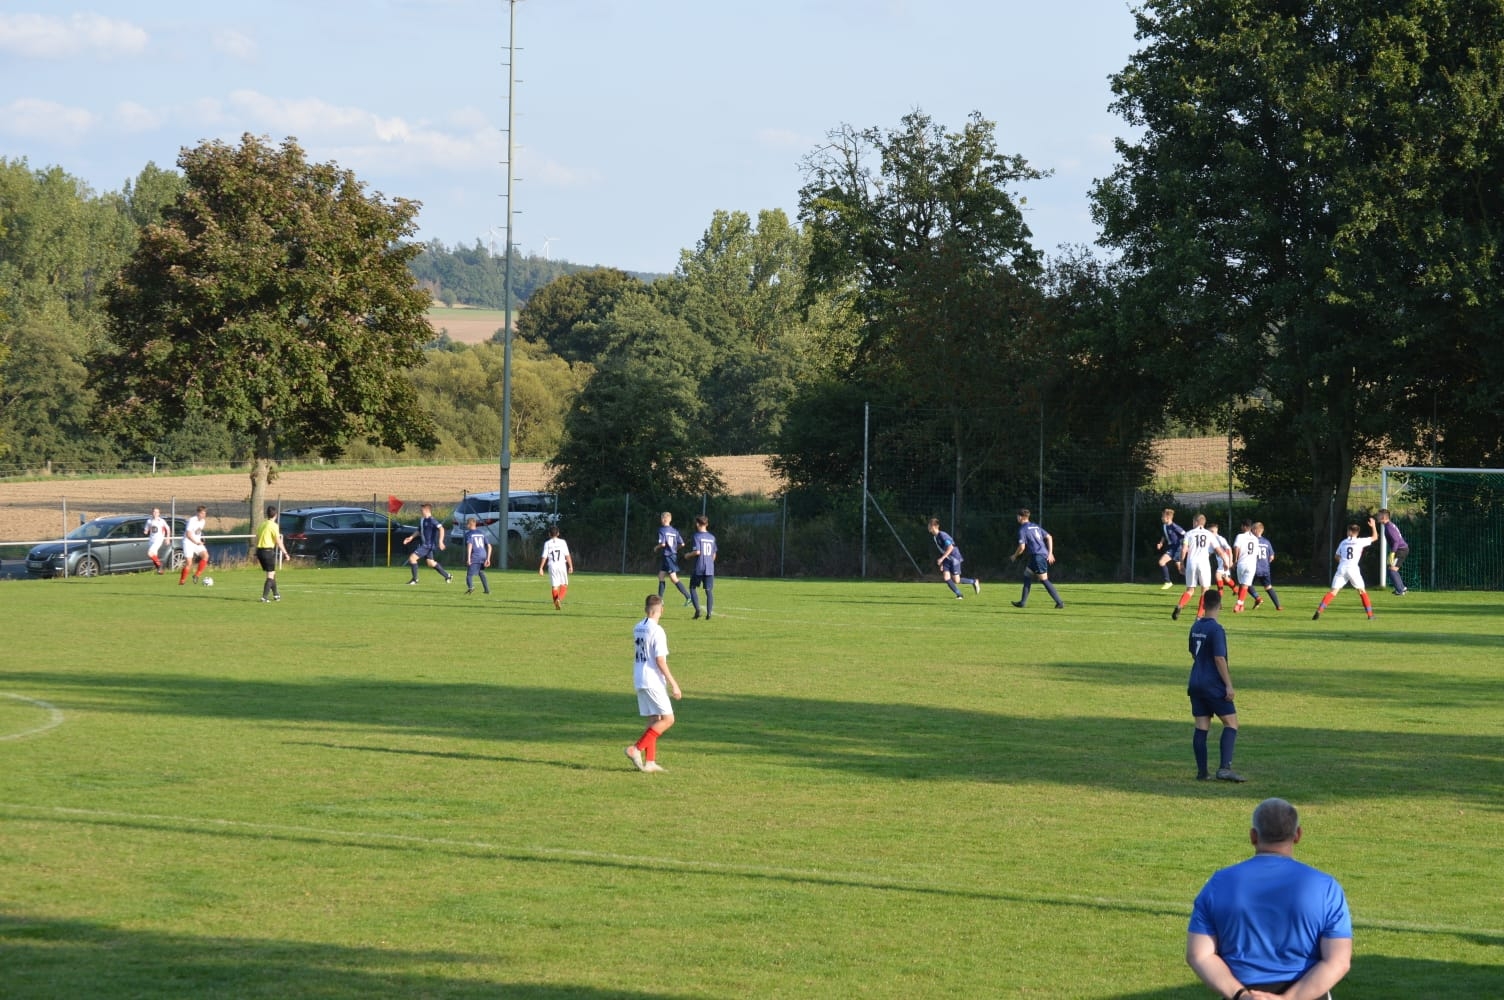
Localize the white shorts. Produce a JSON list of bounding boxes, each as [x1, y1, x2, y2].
[[183, 541, 207, 562], [1184, 560, 1212, 588], [548, 567, 569, 588], [148, 538, 168, 557], [1330, 565, 1365, 592], [636, 684, 674, 718], [1236, 561, 1257, 586]]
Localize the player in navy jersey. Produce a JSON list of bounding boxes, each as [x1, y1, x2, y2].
[[686, 515, 718, 620], [463, 516, 492, 595], [1187, 589, 1244, 782], [655, 512, 692, 605], [1156, 508, 1186, 589], [1010, 508, 1064, 609], [1251, 522, 1282, 610], [928, 518, 980, 599], [403, 502, 453, 584]]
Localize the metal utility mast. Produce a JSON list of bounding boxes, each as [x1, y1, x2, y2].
[[497, 0, 520, 567]]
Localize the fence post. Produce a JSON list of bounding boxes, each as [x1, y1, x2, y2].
[[620, 493, 631, 575], [780, 492, 788, 579]]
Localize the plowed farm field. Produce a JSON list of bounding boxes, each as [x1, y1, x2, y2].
[[0, 455, 780, 541]]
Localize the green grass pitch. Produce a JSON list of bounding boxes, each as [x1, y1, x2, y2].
[[2, 569, 1500, 997]]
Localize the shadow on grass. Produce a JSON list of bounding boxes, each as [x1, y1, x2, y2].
[[1110, 953, 1504, 999], [0, 913, 687, 1000], [6, 670, 1502, 805], [1049, 660, 1504, 705]]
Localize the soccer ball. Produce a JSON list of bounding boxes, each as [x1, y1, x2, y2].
[[202, 577, 214, 587]]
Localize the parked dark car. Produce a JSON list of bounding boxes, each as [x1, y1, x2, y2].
[[280, 506, 419, 566], [26, 514, 187, 578]]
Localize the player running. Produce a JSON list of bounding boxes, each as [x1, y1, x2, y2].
[[1173, 514, 1223, 621], [178, 505, 209, 585], [145, 507, 172, 575], [928, 518, 980, 600]]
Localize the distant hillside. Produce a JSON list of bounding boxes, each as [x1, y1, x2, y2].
[[410, 240, 668, 311]]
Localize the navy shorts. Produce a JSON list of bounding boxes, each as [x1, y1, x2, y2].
[[1025, 553, 1050, 576], [414, 544, 438, 560], [659, 555, 680, 575], [1189, 691, 1236, 718], [942, 556, 963, 576]]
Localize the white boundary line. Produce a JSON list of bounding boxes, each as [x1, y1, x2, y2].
[[0, 801, 1495, 940], [0, 693, 64, 741]]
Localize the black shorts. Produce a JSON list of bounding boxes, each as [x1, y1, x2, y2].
[[256, 548, 278, 571]]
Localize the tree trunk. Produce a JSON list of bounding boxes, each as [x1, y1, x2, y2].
[[248, 453, 272, 555]]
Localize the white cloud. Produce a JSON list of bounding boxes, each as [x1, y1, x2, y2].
[[0, 12, 148, 59], [0, 97, 96, 142], [113, 101, 163, 133], [212, 28, 257, 62]]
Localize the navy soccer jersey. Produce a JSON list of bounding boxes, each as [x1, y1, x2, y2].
[[657, 525, 684, 570], [934, 530, 963, 564], [1163, 520, 1186, 553], [688, 530, 718, 576], [1187, 617, 1229, 696], [415, 515, 444, 555], [1256, 537, 1275, 578], [1018, 522, 1050, 557], [464, 528, 489, 564]]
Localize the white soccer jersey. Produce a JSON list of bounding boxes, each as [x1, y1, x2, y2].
[[1181, 526, 1217, 587], [633, 617, 669, 691], [1330, 535, 1374, 591], [1233, 531, 1259, 584], [183, 514, 208, 559], [541, 537, 571, 586], [146, 515, 170, 555]]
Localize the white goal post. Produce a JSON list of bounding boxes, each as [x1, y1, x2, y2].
[[1381, 466, 1504, 592]]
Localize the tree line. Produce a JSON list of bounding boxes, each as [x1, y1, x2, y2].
[[3, 2, 1503, 574]]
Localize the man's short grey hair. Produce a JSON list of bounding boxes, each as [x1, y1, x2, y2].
[[1252, 798, 1300, 843]]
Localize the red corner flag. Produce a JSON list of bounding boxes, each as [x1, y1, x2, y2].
[[387, 495, 403, 514]]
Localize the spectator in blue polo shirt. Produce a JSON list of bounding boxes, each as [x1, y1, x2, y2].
[[1187, 798, 1352, 1000]]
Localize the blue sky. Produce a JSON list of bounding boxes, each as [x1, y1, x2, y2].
[[0, 1, 1141, 274]]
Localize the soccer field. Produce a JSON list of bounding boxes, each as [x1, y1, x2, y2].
[[2, 570, 1500, 997]]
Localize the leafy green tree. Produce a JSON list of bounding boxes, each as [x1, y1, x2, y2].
[[549, 358, 723, 500], [93, 134, 438, 525], [1094, 0, 1504, 567], [663, 209, 836, 453], [0, 159, 139, 470], [793, 110, 1045, 512], [515, 267, 642, 363]]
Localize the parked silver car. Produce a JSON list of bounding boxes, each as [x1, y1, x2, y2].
[[26, 514, 187, 578], [450, 490, 559, 546]]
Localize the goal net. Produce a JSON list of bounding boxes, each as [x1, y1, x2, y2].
[[1381, 467, 1504, 591]]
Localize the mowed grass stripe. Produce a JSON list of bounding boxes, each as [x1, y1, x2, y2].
[[1, 569, 1500, 997]]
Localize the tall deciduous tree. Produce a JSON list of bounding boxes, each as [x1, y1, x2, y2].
[[1095, 0, 1504, 567], [94, 134, 437, 526], [795, 110, 1044, 514]]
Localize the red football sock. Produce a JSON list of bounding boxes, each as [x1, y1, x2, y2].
[[1360, 592, 1373, 612], [636, 728, 660, 760], [1177, 591, 1193, 609]]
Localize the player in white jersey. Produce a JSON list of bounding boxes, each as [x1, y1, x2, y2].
[[144, 507, 172, 574], [178, 505, 209, 585], [1173, 514, 1224, 620], [538, 525, 575, 610], [1313, 517, 1378, 620], [624, 594, 681, 773], [1231, 520, 1261, 612]]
